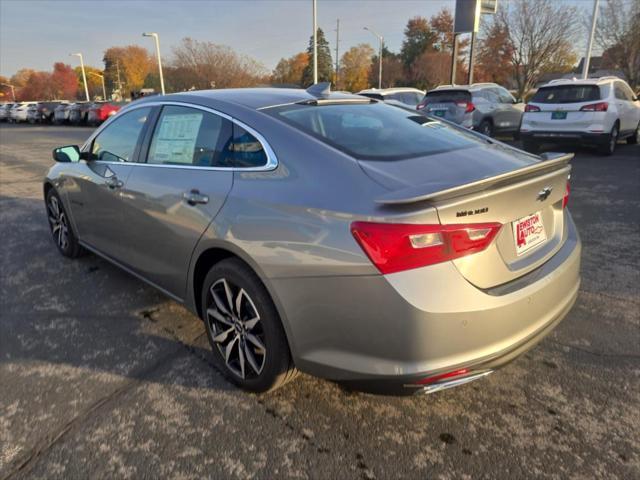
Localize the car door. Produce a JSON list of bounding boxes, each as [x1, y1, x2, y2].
[[491, 87, 520, 132], [65, 106, 152, 260], [118, 104, 240, 299]]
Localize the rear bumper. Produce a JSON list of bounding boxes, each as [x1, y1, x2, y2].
[[272, 213, 581, 394], [520, 130, 609, 144]]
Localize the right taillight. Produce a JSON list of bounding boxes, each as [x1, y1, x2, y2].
[[525, 104, 541, 112], [456, 101, 475, 113], [580, 101, 608, 112], [351, 221, 503, 274], [563, 180, 570, 209], [416, 103, 425, 110]]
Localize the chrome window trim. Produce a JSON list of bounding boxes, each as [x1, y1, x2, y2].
[[82, 100, 278, 172]]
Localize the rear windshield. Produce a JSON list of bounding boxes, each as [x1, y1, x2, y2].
[[265, 102, 483, 160], [359, 93, 384, 101], [532, 85, 601, 104], [423, 90, 471, 104]]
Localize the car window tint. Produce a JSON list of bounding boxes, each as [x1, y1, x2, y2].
[[268, 102, 482, 161], [532, 85, 601, 103], [423, 90, 471, 104], [147, 106, 231, 167], [219, 124, 269, 168], [91, 107, 150, 162]]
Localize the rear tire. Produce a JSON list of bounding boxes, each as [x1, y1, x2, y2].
[[45, 189, 84, 258], [627, 121, 639, 145], [478, 119, 493, 137], [599, 123, 618, 156], [201, 258, 298, 393]]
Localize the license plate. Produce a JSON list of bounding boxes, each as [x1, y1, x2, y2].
[[433, 110, 445, 117], [512, 212, 546, 256], [551, 111, 567, 120]]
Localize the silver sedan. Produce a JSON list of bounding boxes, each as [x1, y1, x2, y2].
[[44, 84, 581, 394]]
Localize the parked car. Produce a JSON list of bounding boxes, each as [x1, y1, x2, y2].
[[87, 101, 126, 125], [417, 83, 524, 137], [68, 101, 92, 125], [44, 84, 580, 395], [357, 87, 425, 107], [520, 76, 640, 155], [9, 102, 37, 123], [53, 103, 74, 124], [27, 103, 40, 123], [0, 103, 15, 121], [35, 101, 67, 124]]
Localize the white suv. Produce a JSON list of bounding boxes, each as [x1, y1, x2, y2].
[[520, 77, 640, 155]]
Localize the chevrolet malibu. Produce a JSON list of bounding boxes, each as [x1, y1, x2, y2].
[[44, 85, 581, 394]]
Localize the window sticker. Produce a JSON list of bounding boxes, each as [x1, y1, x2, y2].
[[151, 112, 203, 164]]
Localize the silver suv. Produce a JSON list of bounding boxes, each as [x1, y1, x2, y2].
[[417, 83, 524, 137]]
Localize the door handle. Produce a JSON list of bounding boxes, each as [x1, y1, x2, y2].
[[105, 176, 124, 189], [182, 189, 209, 206]]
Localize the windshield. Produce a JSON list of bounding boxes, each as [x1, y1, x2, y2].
[[266, 101, 484, 160], [532, 85, 601, 104]]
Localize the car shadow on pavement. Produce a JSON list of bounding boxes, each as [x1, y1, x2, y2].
[[0, 194, 236, 392]]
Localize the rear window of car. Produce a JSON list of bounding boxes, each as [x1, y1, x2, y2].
[[265, 102, 484, 161], [532, 85, 601, 104], [423, 90, 471, 104]]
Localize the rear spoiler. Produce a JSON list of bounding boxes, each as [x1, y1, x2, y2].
[[376, 152, 573, 205]]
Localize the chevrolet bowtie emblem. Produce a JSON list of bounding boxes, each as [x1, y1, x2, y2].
[[537, 187, 553, 201]]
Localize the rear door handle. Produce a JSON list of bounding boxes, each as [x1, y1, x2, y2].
[[105, 176, 124, 189], [182, 189, 209, 205]]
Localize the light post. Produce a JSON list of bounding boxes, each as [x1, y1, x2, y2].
[[312, 0, 318, 84], [142, 32, 165, 95], [70, 53, 90, 101], [88, 72, 107, 101], [0, 83, 16, 101], [583, 0, 600, 79], [364, 27, 383, 89]]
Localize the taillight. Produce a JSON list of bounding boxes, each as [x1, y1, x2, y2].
[[525, 104, 541, 112], [580, 102, 608, 112], [456, 101, 475, 113], [416, 368, 469, 385], [416, 103, 425, 110], [351, 221, 503, 274], [563, 180, 570, 208]]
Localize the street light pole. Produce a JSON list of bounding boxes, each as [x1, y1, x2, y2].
[[312, 0, 318, 84], [70, 53, 90, 102], [88, 72, 107, 101], [583, 0, 600, 79], [143, 32, 166, 95], [364, 27, 383, 89], [1, 83, 16, 101]]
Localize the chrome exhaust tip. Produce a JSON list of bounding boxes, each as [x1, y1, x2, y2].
[[407, 370, 494, 395]]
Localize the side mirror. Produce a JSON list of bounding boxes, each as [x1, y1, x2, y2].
[[52, 145, 81, 163]]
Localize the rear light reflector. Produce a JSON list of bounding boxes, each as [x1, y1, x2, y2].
[[456, 101, 475, 113], [524, 104, 541, 112], [417, 368, 469, 385], [563, 180, 570, 208], [580, 101, 608, 112], [351, 221, 502, 274]]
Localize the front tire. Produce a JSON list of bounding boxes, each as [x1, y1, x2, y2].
[[627, 121, 639, 145], [478, 119, 493, 137], [45, 189, 84, 258], [599, 123, 618, 155], [201, 258, 298, 393]]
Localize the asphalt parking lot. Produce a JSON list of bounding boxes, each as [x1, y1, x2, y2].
[[0, 123, 638, 479]]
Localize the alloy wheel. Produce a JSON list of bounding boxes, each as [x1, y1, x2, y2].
[[206, 278, 266, 379], [609, 125, 618, 153], [47, 196, 69, 250]]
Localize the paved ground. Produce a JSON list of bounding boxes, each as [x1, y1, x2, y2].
[[1, 124, 638, 479]]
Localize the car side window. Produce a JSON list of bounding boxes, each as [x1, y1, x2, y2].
[[614, 83, 627, 101], [493, 87, 515, 104], [91, 107, 151, 162], [147, 105, 232, 167], [219, 124, 269, 168], [483, 89, 500, 103]]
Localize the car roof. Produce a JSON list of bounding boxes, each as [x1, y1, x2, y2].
[[357, 87, 424, 95], [136, 88, 366, 111], [541, 76, 624, 87]]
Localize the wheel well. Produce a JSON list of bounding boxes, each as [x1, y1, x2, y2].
[[193, 248, 235, 318], [43, 182, 53, 199]]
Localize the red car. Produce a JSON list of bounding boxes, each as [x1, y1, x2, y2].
[[87, 101, 127, 125]]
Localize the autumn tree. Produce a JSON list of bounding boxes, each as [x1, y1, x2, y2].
[[476, 22, 515, 85], [400, 17, 437, 68], [340, 44, 375, 92], [301, 28, 334, 86], [103, 45, 155, 95], [428, 7, 469, 85], [593, 0, 640, 88], [50, 63, 77, 100], [272, 52, 309, 86], [496, 0, 579, 99], [169, 38, 266, 91]]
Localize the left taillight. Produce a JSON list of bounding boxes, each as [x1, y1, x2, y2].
[[563, 179, 570, 208], [351, 221, 503, 275]]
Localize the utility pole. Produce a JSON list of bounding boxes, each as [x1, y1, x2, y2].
[[583, 0, 600, 79], [334, 19, 340, 89], [312, 0, 318, 84], [116, 61, 123, 98], [467, 31, 476, 85]]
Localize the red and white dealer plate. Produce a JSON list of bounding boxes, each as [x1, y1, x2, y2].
[[512, 211, 546, 256]]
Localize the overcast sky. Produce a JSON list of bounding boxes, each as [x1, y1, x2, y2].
[[0, 0, 597, 78]]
